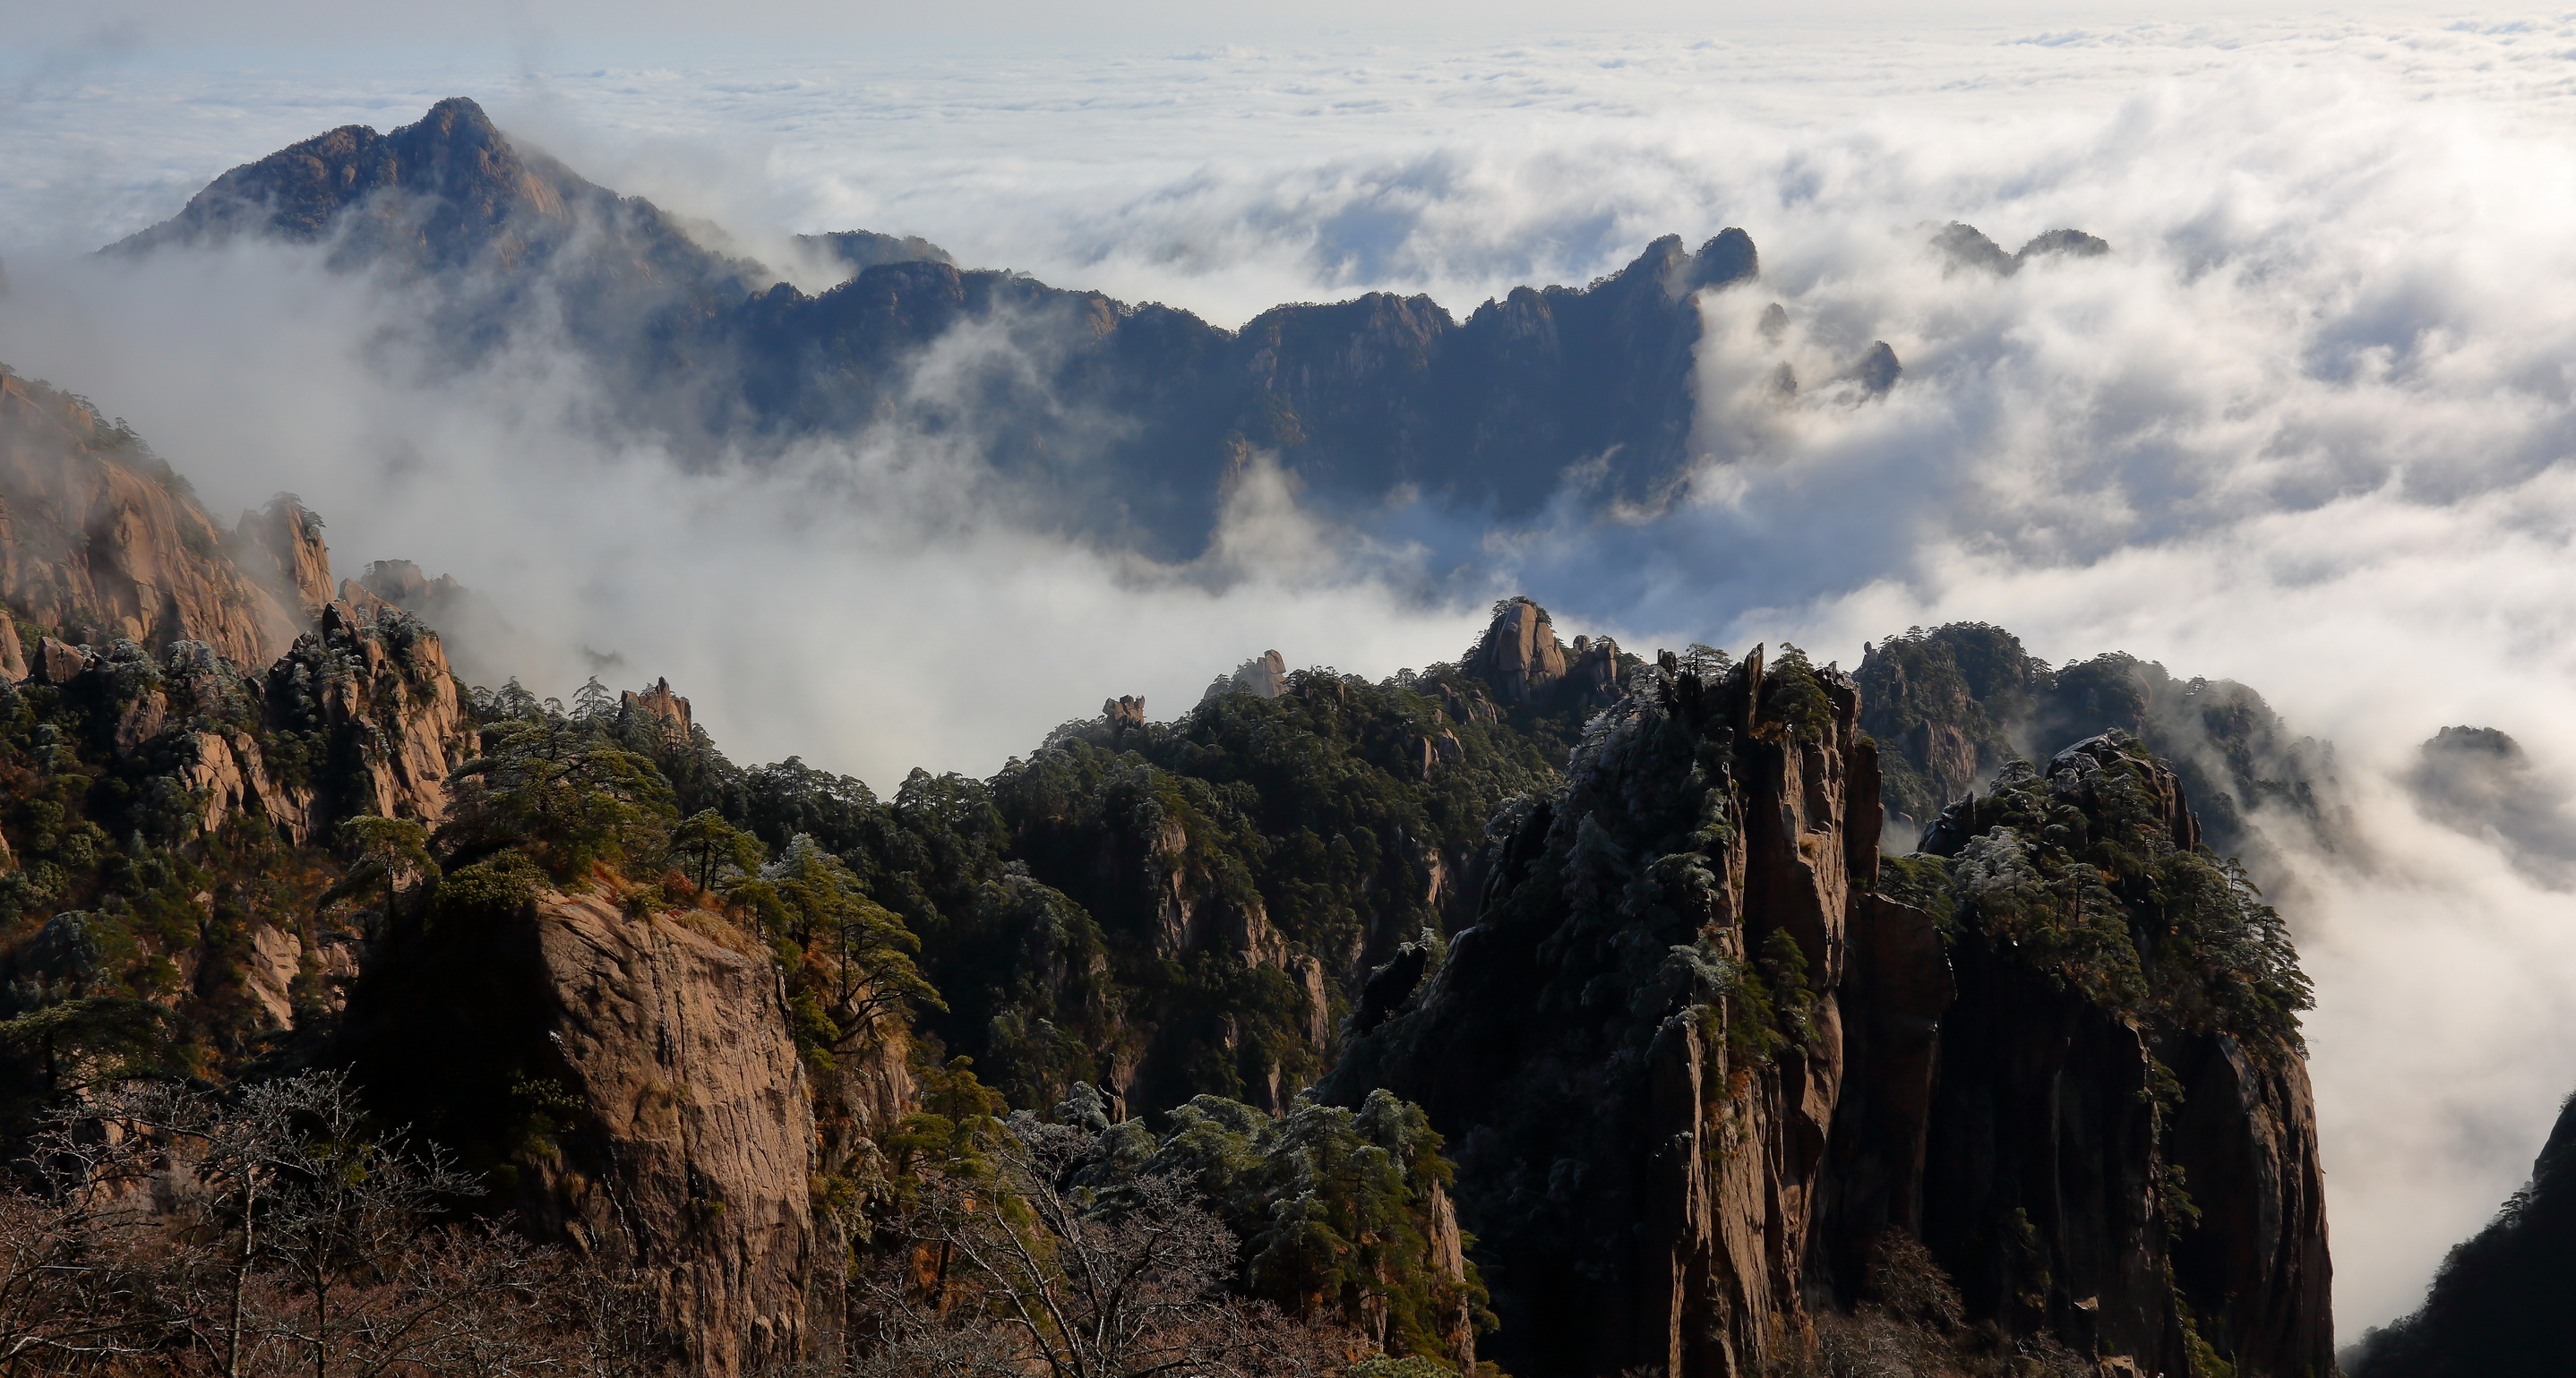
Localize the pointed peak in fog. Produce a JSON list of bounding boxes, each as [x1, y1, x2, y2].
[[107, 95, 564, 261]]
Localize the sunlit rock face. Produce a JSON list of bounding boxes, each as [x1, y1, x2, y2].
[[0, 369, 304, 668]]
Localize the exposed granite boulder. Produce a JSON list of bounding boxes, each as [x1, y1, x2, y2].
[[520, 894, 819, 1375], [1463, 596, 1569, 702], [620, 676, 694, 747], [30, 636, 90, 686], [1203, 648, 1289, 701], [343, 886, 826, 1376]]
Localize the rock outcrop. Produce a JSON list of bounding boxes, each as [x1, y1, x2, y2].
[[1459, 596, 1627, 714], [1204, 649, 1289, 701], [1857, 625, 2343, 880], [262, 602, 478, 828], [1103, 694, 1146, 730], [343, 886, 823, 1377], [235, 495, 335, 621], [1463, 597, 1568, 702], [1327, 656, 2332, 1376], [620, 677, 694, 747], [0, 369, 302, 668], [520, 894, 819, 1375]]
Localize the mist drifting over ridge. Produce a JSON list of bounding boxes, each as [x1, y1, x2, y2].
[[10, 13, 2576, 1346]]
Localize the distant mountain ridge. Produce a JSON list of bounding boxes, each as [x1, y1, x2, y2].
[[108, 98, 2085, 559]]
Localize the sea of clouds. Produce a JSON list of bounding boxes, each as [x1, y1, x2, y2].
[[11, 10, 2576, 1341]]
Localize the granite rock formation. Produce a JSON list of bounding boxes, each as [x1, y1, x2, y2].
[[1327, 653, 2332, 1377], [262, 600, 480, 828], [341, 885, 837, 1376], [0, 369, 304, 667], [2, 340, 2338, 1378], [1858, 623, 2343, 873], [1916, 736, 2331, 1377], [1204, 649, 1289, 701], [236, 495, 335, 621]]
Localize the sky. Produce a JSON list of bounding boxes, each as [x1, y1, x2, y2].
[[9, 0, 2576, 1345]]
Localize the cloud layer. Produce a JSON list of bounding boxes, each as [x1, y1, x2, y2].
[[12, 12, 2576, 1340]]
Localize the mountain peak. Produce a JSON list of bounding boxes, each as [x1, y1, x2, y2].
[[109, 95, 569, 266]]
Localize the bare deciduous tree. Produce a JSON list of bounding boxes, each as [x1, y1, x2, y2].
[[854, 1115, 1350, 1378], [0, 1071, 666, 1378]]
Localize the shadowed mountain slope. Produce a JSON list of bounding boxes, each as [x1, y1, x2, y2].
[[113, 98, 2025, 558], [2347, 1085, 2576, 1375], [1324, 642, 2331, 1377]]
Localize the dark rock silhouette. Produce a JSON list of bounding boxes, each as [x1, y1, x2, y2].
[[1328, 656, 2331, 1376], [116, 99, 1774, 557], [2347, 1085, 2576, 1375]]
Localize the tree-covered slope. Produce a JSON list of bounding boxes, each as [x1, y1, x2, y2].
[[1859, 623, 2344, 870]]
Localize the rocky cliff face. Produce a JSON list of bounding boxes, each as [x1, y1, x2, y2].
[[340, 885, 830, 1375], [1324, 646, 1876, 1374], [0, 370, 303, 668], [1914, 739, 2330, 1376], [1327, 651, 2333, 1376], [235, 495, 335, 621], [258, 600, 479, 830]]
